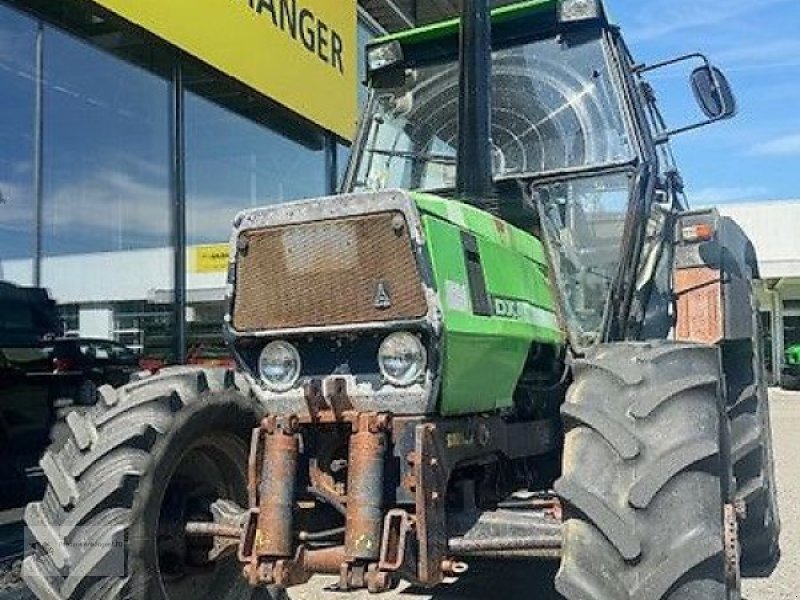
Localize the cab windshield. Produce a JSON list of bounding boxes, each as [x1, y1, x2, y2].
[[350, 31, 634, 192]]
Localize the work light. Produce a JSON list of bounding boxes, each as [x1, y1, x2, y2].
[[259, 341, 301, 392], [367, 41, 404, 73], [558, 0, 602, 22]]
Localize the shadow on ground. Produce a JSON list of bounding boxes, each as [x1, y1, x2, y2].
[[403, 560, 561, 599]]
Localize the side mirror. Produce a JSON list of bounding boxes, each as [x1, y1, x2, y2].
[[636, 53, 738, 142], [691, 66, 736, 120]]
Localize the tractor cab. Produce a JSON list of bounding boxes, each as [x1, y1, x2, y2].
[[345, 0, 736, 346]]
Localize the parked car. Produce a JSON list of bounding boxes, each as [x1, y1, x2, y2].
[[1, 282, 140, 508], [0, 282, 62, 509], [43, 338, 141, 405]]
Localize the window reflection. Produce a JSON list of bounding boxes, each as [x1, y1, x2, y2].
[[37, 25, 174, 365], [0, 5, 36, 274], [41, 27, 170, 256], [184, 84, 327, 363], [357, 20, 375, 107], [185, 92, 326, 246], [0, 2, 373, 365]]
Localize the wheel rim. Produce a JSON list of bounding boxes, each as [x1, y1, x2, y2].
[[155, 434, 247, 600]]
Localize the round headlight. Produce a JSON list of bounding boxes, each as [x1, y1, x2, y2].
[[378, 333, 426, 387], [258, 341, 301, 392]]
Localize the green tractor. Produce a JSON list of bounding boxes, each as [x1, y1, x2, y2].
[[783, 343, 800, 389], [23, 1, 780, 599]]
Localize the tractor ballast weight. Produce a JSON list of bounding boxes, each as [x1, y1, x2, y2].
[[23, 1, 779, 599]]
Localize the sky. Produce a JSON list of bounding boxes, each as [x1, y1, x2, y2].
[[610, 0, 800, 205]]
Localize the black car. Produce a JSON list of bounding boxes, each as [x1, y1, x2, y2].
[[0, 282, 62, 509], [1, 283, 140, 509], [44, 337, 141, 404]]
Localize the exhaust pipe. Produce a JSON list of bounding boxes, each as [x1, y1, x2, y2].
[[456, 0, 496, 212]]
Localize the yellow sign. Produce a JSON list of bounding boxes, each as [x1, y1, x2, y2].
[[191, 244, 230, 274], [92, 0, 358, 139]]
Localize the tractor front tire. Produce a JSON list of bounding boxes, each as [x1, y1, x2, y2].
[[555, 342, 740, 600], [22, 367, 272, 600]]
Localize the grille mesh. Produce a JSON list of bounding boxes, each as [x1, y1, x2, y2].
[[233, 212, 427, 331]]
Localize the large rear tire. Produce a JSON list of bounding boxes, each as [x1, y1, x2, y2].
[[724, 336, 781, 574], [555, 342, 740, 600], [22, 367, 273, 600]]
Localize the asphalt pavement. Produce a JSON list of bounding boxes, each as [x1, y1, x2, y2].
[[742, 389, 799, 600], [2, 390, 797, 600]]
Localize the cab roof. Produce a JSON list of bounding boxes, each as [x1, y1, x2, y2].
[[371, 0, 611, 48]]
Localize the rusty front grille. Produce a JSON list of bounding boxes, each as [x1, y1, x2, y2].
[[233, 212, 428, 331]]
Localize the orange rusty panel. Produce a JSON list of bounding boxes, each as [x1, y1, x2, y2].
[[675, 267, 723, 345]]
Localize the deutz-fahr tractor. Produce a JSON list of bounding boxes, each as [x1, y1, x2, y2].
[[23, 1, 780, 599]]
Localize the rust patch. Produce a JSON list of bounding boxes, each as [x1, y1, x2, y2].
[[233, 212, 428, 331], [674, 267, 723, 345], [255, 418, 300, 558], [415, 424, 448, 586], [344, 414, 389, 561]]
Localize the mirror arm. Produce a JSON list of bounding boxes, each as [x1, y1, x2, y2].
[[655, 115, 725, 144], [634, 52, 710, 75]]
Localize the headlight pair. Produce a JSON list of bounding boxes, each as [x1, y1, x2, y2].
[[257, 332, 426, 391]]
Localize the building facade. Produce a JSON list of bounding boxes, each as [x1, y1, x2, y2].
[[0, 0, 380, 364], [719, 201, 800, 386]]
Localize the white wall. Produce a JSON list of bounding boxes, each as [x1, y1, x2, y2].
[[0, 258, 34, 286], [79, 306, 114, 338], [720, 201, 800, 385], [2, 247, 228, 305], [720, 201, 800, 280]]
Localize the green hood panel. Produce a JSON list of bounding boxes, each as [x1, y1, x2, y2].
[[412, 192, 563, 416], [412, 192, 549, 266]]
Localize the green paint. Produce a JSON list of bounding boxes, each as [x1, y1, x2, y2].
[[372, 0, 557, 47], [412, 192, 563, 416], [413, 192, 548, 265], [786, 343, 800, 366]]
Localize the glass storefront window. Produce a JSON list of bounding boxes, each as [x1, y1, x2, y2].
[[58, 303, 79, 335], [38, 25, 174, 364], [784, 314, 800, 353], [41, 26, 171, 256], [184, 80, 328, 361], [185, 91, 327, 246], [2, 3, 371, 365], [113, 301, 174, 365], [0, 5, 36, 281], [337, 141, 351, 191], [187, 302, 232, 367]]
